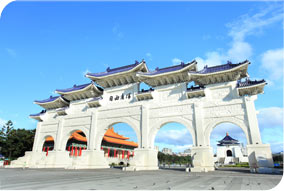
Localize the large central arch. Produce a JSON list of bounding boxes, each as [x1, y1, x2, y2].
[[148, 117, 196, 149], [94, 118, 141, 151]]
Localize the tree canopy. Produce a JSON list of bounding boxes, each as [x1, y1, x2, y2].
[[0, 120, 35, 160], [158, 151, 191, 166]]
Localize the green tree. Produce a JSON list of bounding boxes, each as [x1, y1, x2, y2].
[[1, 120, 35, 160]]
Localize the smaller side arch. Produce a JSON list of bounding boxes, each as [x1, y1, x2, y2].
[[148, 117, 196, 149], [38, 134, 56, 152], [204, 118, 251, 146]]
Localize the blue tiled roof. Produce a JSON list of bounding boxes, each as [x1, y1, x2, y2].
[[218, 134, 239, 145], [56, 82, 103, 93], [87, 61, 141, 77], [197, 60, 248, 74], [89, 97, 103, 102], [30, 110, 46, 117], [237, 79, 266, 88], [140, 62, 194, 76], [56, 83, 91, 93], [34, 96, 69, 104]]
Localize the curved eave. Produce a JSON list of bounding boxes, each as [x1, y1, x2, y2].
[[137, 61, 197, 79], [56, 83, 102, 95], [56, 84, 103, 101], [136, 92, 153, 101], [237, 82, 267, 90], [189, 61, 249, 77], [87, 100, 101, 108], [29, 115, 42, 121], [86, 62, 148, 80], [186, 89, 205, 99], [34, 97, 69, 110], [237, 82, 267, 96]]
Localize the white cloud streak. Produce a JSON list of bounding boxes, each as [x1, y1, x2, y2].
[[195, 4, 282, 70], [172, 58, 182, 65], [260, 48, 284, 82]]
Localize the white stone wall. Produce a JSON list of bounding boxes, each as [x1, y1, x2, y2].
[[10, 81, 273, 172]]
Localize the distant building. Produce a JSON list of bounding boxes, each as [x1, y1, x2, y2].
[[162, 148, 172, 155], [214, 133, 248, 165]]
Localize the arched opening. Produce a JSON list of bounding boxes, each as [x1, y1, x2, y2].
[[154, 122, 193, 169], [100, 123, 138, 167], [65, 130, 87, 157], [226, 150, 232, 157], [42, 136, 54, 156], [210, 122, 248, 167]]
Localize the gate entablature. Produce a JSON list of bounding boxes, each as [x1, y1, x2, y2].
[[189, 60, 249, 86], [136, 60, 197, 87], [55, 82, 103, 101], [85, 60, 148, 88]]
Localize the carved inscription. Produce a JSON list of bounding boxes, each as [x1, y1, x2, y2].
[[64, 116, 91, 127], [150, 104, 193, 118], [98, 106, 140, 119], [211, 87, 231, 100], [205, 104, 244, 118], [40, 123, 58, 133]]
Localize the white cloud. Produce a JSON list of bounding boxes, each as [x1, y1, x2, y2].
[[260, 48, 284, 81], [195, 52, 227, 70], [227, 4, 283, 42], [172, 58, 182, 65], [257, 107, 283, 128], [227, 41, 252, 63], [146, 52, 152, 61], [5, 48, 16, 57], [82, 69, 90, 77], [112, 23, 124, 39], [195, 5, 282, 71], [0, 117, 6, 126], [155, 128, 193, 146], [257, 107, 283, 152]]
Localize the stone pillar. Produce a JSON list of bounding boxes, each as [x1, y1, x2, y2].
[[140, 105, 149, 149], [244, 96, 274, 173], [191, 146, 215, 172], [32, 122, 42, 152], [127, 105, 158, 171], [55, 118, 64, 151], [89, 111, 98, 150], [191, 102, 215, 172]]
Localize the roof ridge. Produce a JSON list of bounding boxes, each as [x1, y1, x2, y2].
[[106, 61, 140, 72], [155, 62, 190, 71]]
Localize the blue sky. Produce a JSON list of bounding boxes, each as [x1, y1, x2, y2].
[[0, 1, 283, 153]]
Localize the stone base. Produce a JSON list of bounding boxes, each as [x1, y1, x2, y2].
[[191, 146, 215, 172], [66, 150, 109, 169], [247, 144, 274, 173], [9, 150, 109, 169], [129, 148, 158, 171]]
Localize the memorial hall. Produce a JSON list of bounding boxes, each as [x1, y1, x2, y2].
[[10, 59, 274, 173]]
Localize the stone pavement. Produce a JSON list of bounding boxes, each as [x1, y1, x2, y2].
[[0, 167, 282, 190]]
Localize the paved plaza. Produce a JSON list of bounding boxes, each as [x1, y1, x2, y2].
[[0, 167, 282, 190]]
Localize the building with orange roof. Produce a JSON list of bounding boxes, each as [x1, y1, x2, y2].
[[43, 127, 137, 161]]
